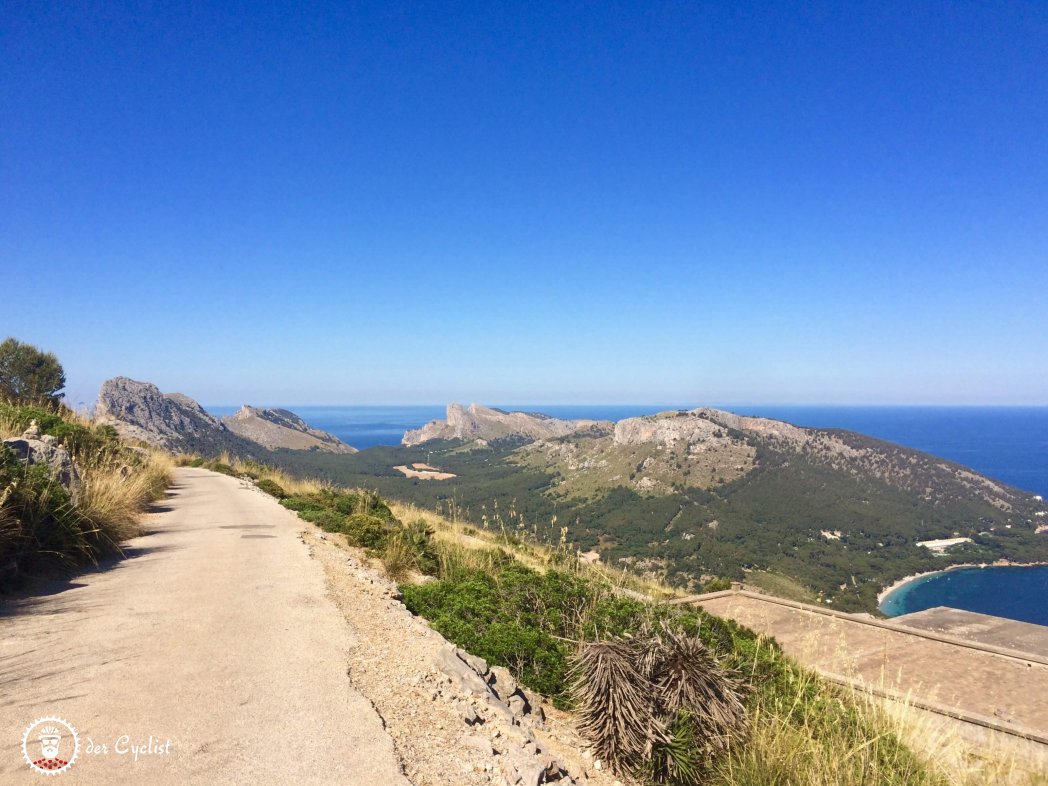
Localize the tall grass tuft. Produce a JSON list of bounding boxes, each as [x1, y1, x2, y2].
[[76, 451, 174, 546], [1, 402, 174, 588]]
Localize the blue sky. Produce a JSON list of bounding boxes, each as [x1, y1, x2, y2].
[[3, 2, 1046, 406]]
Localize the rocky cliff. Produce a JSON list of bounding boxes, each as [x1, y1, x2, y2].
[[224, 406, 356, 453], [96, 378, 352, 458], [95, 377, 255, 455], [402, 403, 612, 447]]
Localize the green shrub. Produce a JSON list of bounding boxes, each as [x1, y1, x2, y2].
[[403, 562, 603, 703], [281, 489, 401, 550], [256, 478, 286, 499], [280, 494, 323, 513], [400, 558, 938, 785], [380, 519, 439, 580], [703, 577, 733, 593], [297, 508, 346, 532], [207, 462, 236, 476], [0, 403, 118, 456], [402, 560, 796, 711], [342, 514, 392, 549]]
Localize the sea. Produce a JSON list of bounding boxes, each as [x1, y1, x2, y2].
[[878, 566, 1048, 626], [207, 403, 1048, 625]]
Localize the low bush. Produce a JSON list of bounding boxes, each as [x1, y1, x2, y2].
[[343, 513, 392, 549], [281, 489, 400, 549], [255, 478, 286, 498], [0, 402, 120, 456], [379, 519, 439, 581], [702, 577, 733, 593]]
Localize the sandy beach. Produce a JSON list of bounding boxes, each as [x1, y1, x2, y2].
[[878, 560, 1048, 608]]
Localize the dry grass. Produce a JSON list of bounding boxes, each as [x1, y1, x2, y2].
[[388, 499, 687, 600], [0, 408, 25, 439], [77, 451, 174, 545], [378, 531, 416, 582], [219, 454, 328, 496], [871, 689, 1048, 786], [702, 655, 1048, 786], [1, 402, 176, 584]]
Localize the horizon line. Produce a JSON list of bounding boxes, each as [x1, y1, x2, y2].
[[197, 401, 1048, 409]]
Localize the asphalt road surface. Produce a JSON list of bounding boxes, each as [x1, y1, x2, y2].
[[1, 468, 411, 785]]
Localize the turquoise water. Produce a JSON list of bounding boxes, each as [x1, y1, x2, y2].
[[879, 565, 1048, 626]]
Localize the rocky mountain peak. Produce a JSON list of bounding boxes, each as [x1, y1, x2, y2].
[[612, 408, 810, 448], [224, 406, 356, 453], [96, 377, 239, 453], [95, 378, 354, 456], [403, 403, 612, 447]]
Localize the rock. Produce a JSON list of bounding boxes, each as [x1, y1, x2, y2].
[[463, 706, 482, 726], [96, 377, 259, 455], [462, 733, 493, 755], [223, 405, 356, 453], [612, 408, 809, 448], [500, 753, 547, 786], [95, 377, 355, 457], [486, 694, 516, 724], [434, 644, 493, 698], [403, 403, 612, 446], [541, 756, 565, 780], [457, 649, 490, 677], [488, 665, 519, 700], [3, 422, 80, 499], [508, 693, 530, 719]]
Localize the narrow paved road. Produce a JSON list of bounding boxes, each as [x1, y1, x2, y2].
[[1, 468, 411, 785]]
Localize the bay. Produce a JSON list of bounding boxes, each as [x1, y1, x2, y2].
[[879, 565, 1048, 626]]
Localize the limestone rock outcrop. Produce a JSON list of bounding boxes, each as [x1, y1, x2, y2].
[[95, 377, 260, 456], [403, 403, 612, 447], [612, 407, 809, 448], [2, 421, 81, 499], [223, 406, 356, 453]]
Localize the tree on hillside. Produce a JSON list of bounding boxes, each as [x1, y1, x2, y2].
[[0, 338, 66, 405]]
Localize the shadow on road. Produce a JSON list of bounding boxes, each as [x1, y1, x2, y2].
[[0, 543, 176, 617]]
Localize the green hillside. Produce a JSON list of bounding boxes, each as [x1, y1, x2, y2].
[[270, 422, 1047, 613]]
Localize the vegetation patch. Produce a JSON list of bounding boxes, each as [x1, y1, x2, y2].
[[403, 558, 949, 785], [255, 478, 286, 499], [1, 340, 173, 590], [281, 488, 399, 550], [269, 435, 1048, 613]]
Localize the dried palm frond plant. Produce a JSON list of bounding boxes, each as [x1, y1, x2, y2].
[[570, 623, 748, 784]]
